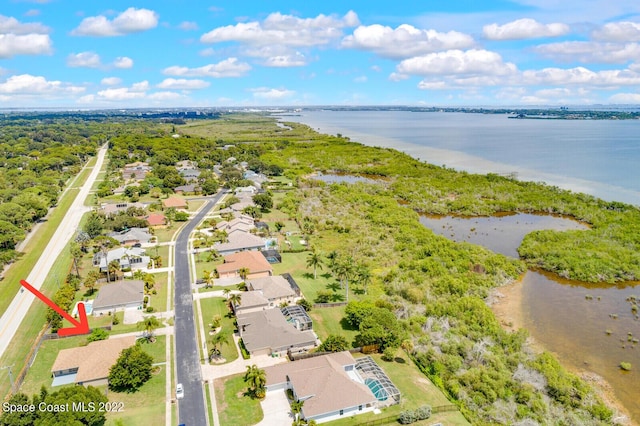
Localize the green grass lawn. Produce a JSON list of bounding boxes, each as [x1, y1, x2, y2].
[[187, 199, 206, 212], [104, 364, 166, 425], [148, 273, 169, 312], [109, 312, 142, 335], [194, 257, 222, 283], [214, 374, 263, 426], [272, 252, 340, 303], [199, 297, 238, 363], [330, 351, 470, 426], [138, 335, 166, 363], [309, 306, 359, 344], [152, 226, 179, 243]]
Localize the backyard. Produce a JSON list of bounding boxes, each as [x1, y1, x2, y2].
[[214, 374, 263, 426], [199, 297, 239, 363]]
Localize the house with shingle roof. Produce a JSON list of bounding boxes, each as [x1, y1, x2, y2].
[[264, 352, 379, 423], [92, 280, 145, 316], [213, 230, 265, 255], [216, 251, 272, 279], [51, 336, 137, 387], [236, 308, 317, 356], [162, 197, 188, 210], [108, 227, 153, 245]]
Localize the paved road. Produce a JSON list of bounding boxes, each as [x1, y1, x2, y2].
[[175, 192, 225, 426], [0, 144, 107, 359]]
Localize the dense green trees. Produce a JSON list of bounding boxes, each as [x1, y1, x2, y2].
[[108, 344, 153, 392]]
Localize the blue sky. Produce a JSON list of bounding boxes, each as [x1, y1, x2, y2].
[[1, 0, 640, 107]]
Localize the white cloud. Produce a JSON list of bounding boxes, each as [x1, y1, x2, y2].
[[0, 14, 49, 34], [533, 41, 640, 64], [101, 77, 121, 86], [201, 10, 358, 47], [483, 18, 569, 40], [157, 78, 210, 90], [95, 87, 146, 100], [72, 7, 158, 37], [397, 49, 517, 77], [417, 81, 448, 90], [178, 21, 198, 31], [608, 92, 640, 103], [371, 65, 381, 72], [113, 56, 133, 68], [199, 47, 216, 57], [0, 33, 52, 58], [353, 75, 367, 83], [249, 87, 295, 99], [24, 10, 40, 17], [0, 74, 84, 95], [67, 51, 101, 68], [131, 81, 149, 92], [263, 52, 307, 67], [148, 91, 185, 100], [592, 21, 640, 42], [342, 24, 474, 59], [521, 66, 640, 86], [163, 57, 251, 78]]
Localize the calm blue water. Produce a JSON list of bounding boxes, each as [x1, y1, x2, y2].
[[283, 111, 640, 206]]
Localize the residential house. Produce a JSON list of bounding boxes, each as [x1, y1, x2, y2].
[[216, 251, 272, 279], [235, 185, 258, 196], [146, 213, 167, 227], [178, 169, 201, 182], [100, 202, 147, 216], [213, 229, 265, 255], [122, 161, 151, 181], [243, 171, 269, 189], [108, 227, 153, 246], [215, 217, 255, 233], [92, 280, 145, 316], [264, 352, 383, 423], [162, 197, 188, 210], [51, 336, 137, 387], [93, 247, 150, 272], [234, 275, 298, 314], [236, 308, 317, 356], [174, 183, 200, 194]]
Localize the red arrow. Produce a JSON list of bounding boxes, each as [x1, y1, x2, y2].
[[20, 279, 90, 337]]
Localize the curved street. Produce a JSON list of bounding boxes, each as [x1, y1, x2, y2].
[[175, 192, 226, 426]]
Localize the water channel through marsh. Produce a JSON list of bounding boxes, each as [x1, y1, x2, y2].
[[420, 213, 640, 423]]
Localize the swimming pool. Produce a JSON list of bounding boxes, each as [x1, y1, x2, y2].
[[72, 300, 93, 316], [365, 378, 388, 401]]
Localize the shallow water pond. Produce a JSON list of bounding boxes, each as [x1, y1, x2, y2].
[[421, 213, 640, 422]]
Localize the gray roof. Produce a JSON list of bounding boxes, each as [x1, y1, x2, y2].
[[108, 227, 152, 244], [214, 230, 264, 254], [93, 280, 144, 311], [246, 275, 296, 300], [236, 309, 316, 353]]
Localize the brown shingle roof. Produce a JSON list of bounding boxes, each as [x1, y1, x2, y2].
[[146, 213, 166, 226], [51, 336, 137, 383], [162, 197, 188, 208], [217, 251, 272, 276], [264, 352, 376, 418], [93, 280, 145, 312]]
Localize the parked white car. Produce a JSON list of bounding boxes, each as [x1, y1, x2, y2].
[[176, 383, 184, 399]]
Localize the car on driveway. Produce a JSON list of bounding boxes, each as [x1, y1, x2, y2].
[[176, 383, 184, 399]]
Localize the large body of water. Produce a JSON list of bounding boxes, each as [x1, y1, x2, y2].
[[284, 111, 640, 206]]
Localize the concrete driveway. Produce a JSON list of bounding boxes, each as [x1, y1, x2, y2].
[[256, 390, 293, 426]]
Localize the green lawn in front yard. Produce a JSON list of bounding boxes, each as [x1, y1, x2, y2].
[[137, 335, 166, 363], [104, 364, 166, 425], [199, 297, 238, 363], [186, 199, 206, 212], [194, 256, 223, 284], [330, 351, 470, 426], [214, 374, 263, 426], [152, 226, 179, 243], [148, 272, 169, 312]]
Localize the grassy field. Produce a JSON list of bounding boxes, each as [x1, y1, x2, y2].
[[272, 252, 339, 303], [309, 306, 359, 344], [214, 374, 263, 426], [152, 226, 179, 243], [330, 351, 470, 426], [199, 297, 238, 363], [149, 272, 169, 312]]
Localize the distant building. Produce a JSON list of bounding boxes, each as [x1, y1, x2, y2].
[[92, 247, 150, 272], [162, 197, 188, 210], [216, 251, 272, 279], [108, 227, 153, 245]]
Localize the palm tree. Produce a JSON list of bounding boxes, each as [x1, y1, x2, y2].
[[70, 242, 83, 278], [238, 267, 250, 281], [137, 316, 161, 342], [202, 269, 214, 288], [244, 364, 267, 398], [222, 288, 231, 299], [291, 399, 304, 423], [326, 250, 339, 272], [356, 265, 372, 295], [209, 330, 231, 361], [107, 260, 120, 282], [228, 293, 242, 311], [337, 256, 355, 302], [306, 250, 323, 279]]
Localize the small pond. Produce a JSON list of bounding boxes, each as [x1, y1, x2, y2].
[[420, 213, 640, 422]]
